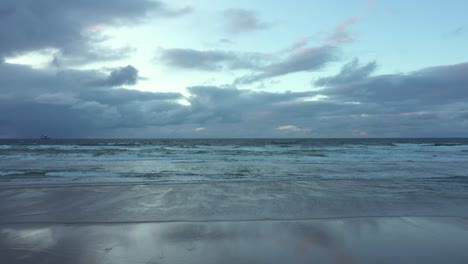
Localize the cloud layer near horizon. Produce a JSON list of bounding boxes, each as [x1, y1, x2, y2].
[[1, 60, 468, 138]]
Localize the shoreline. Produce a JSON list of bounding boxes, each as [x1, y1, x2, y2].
[[1, 182, 467, 223], [1, 175, 466, 190]]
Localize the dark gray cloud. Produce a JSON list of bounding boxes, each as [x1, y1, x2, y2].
[[0, 0, 191, 63], [223, 8, 270, 34], [235, 46, 338, 85], [186, 86, 315, 123], [105, 65, 139, 86], [2, 59, 468, 138], [159, 48, 268, 71], [317, 62, 468, 105], [181, 62, 468, 137], [0, 63, 186, 137], [79, 88, 181, 106], [314, 58, 377, 87], [180, 83, 468, 138], [159, 45, 338, 85]]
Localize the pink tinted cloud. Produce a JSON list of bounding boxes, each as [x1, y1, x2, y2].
[[328, 16, 358, 44], [337, 16, 359, 31], [327, 0, 377, 45]]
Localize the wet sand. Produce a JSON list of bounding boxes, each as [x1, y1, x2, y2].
[[2, 218, 468, 264], [1, 182, 468, 263]]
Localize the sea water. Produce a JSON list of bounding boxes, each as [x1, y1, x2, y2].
[[0, 138, 467, 186]]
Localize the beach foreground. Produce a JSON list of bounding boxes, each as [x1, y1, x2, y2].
[[1, 182, 468, 263], [1, 217, 468, 264]]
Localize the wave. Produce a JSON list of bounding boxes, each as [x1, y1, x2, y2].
[[431, 143, 464, 147], [1, 138, 467, 186]]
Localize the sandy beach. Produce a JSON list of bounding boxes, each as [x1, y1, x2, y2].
[[1, 182, 468, 263]]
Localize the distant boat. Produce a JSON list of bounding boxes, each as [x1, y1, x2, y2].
[[40, 135, 51, 140]]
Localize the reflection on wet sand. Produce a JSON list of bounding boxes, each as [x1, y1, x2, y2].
[[1, 217, 468, 264]]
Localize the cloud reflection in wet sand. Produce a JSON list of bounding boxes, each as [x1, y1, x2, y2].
[[1, 217, 468, 264]]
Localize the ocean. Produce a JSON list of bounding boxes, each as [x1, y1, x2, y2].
[[1, 138, 467, 186], [2, 138, 468, 263]]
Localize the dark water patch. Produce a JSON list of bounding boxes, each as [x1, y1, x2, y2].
[[171, 161, 207, 164], [0, 147, 133, 156], [426, 176, 468, 181], [432, 143, 463, 147], [91, 149, 130, 157], [193, 150, 210, 154], [282, 150, 327, 157]]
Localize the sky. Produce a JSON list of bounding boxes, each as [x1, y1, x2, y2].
[[1, 0, 468, 138]]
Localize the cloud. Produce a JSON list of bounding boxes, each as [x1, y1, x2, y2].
[[181, 61, 468, 137], [277, 37, 310, 55], [234, 46, 338, 85], [157, 5, 193, 17], [0, 63, 186, 137], [104, 65, 139, 86], [314, 58, 377, 87], [223, 8, 270, 34], [447, 25, 468, 37], [34, 93, 80, 106], [317, 61, 468, 105], [0, 0, 191, 64], [159, 48, 268, 71], [218, 38, 234, 45], [157, 14, 359, 85], [327, 16, 358, 44], [325, 0, 376, 45], [2, 59, 468, 138], [2, 1, 466, 138], [51, 46, 136, 67], [158, 45, 338, 84], [454, 27, 465, 35]]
